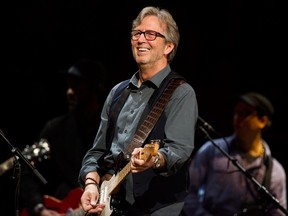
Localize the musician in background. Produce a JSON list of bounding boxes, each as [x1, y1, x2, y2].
[[20, 58, 107, 216], [182, 92, 287, 216]]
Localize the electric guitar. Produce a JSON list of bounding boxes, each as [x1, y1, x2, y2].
[[98, 142, 159, 216], [20, 142, 158, 216], [20, 187, 85, 216], [0, 139, 50, 176]]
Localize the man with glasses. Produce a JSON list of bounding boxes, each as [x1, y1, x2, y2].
[[182, 92, 287, 216], [79, 6, 198, 216]]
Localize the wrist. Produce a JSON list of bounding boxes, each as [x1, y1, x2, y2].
[[85, 177, 99, 185], [153, 153, 161, 169], [84, 177, 100, 191]]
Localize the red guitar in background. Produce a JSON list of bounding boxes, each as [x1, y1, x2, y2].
[[21, 187, 85, 216]]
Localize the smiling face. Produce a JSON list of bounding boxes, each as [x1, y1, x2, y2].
[[131, 15, 174, 69]]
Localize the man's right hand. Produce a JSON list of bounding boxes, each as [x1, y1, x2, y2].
[[81, 183, 105, 215]]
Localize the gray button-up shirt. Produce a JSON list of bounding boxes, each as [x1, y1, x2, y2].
[[79, 65, 198, 210], [80, 65, 198, 177]]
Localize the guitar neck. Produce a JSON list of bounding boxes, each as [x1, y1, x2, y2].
[[108, 161, 132, 195], [0, 157, 16, 176]]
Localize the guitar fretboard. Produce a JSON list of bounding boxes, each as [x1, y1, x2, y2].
[[108, 161, 132, 195]]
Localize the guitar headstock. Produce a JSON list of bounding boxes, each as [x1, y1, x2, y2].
[[139, 139, 160, 161], [22, 139, 50, 162]]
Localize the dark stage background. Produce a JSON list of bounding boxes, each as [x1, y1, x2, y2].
[[1, 0, 287, 214]]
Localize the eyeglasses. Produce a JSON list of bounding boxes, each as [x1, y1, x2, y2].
[[131, 30, 165, 41]]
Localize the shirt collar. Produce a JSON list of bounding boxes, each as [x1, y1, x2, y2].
[[130, 65, 171, 89]]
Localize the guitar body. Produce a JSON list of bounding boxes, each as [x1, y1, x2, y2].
[[99, 179, 114, 216], [44, 187, 83, 213], [21, 187, 84, 216]]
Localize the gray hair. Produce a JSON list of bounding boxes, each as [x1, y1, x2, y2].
[[132, 6, 180, 63]]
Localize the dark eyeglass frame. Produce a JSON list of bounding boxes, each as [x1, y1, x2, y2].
[[131, 30, 165, 41]]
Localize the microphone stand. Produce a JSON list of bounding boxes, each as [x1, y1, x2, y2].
[[197, 117, 288, 216], [0, 129, 47, 216]]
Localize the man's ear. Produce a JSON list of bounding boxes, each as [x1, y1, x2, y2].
[[164, 42, 174, 56], [259, 115, 270, 128]]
